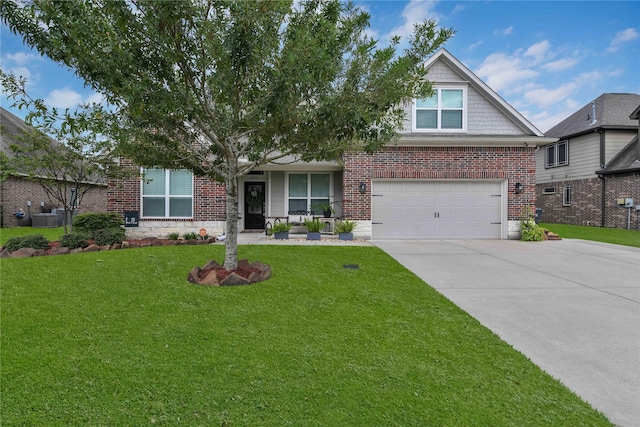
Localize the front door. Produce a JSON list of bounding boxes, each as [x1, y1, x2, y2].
[[244, 182, 265, 230]]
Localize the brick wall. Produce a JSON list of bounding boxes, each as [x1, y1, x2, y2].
[[535, 178, 603, 226], [0, 175, 107, 227], [603, 172, 640, 230], [107, 160, 227, 222], [343, 146, 536, 221]]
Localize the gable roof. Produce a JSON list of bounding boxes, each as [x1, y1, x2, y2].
[[597, 136, 640, 175], [546, 93, 640, 138], [423, 49, 546, 138]]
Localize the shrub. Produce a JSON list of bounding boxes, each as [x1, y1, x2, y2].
[[183, 232, 199, 240], [335, 219, 356, 234], [4, 234, 50, 251], [520, 206, 544, 242], [74, 212, 124, 238], [59, 233, 89, 249], [303, 218, 324, 232], [521, 222, 545, 241], [167, 232, 180, 240], [94, 227, 125, 246]]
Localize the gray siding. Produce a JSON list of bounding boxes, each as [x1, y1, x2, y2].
[[401, 59, 527, 136], [268, 171, 285, 216], [536, 133, 600, 182], [604, 130, 637, 165]]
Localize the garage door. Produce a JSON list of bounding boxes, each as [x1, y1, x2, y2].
[[372, 181, 503, 239]]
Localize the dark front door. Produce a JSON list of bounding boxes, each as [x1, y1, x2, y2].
[[244, 182, 265, 230]]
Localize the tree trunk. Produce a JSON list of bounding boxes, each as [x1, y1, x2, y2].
[[223, 171, 239, 270]]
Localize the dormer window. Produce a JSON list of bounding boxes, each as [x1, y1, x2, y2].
[[414, 87, 466, 132]]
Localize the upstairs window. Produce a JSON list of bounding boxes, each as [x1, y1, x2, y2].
[[414, 87, 466, 132], [141, 168, 193, 218], [546, 140, 568, 168]]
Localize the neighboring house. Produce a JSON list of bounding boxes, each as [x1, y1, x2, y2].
[[108, 49, 554, 240], [0, 107, 107, 227], [535, 93, 640, 228]]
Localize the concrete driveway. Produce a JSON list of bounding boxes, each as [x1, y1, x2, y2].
[[373, 239, 640, 427]]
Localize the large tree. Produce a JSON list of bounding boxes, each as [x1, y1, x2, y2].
[[1, 0, 452, 269]]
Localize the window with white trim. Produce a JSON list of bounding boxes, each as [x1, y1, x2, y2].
[[563, 186, 571, 207], [414, 87, 466, 131], [141, 168, 193, 218], [546, 140, 568, 168], [288, 173, 330, 214]]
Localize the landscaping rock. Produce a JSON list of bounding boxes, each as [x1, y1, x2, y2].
[[50, 247, 70, 256], [0, 248, 10, 258], [84, 244, 100, 252], [187, 267, 201, 284], [70, 248, 84, 254], [99, 245, 111, 251], [10, 248, 44, 258], [199, 270, 220, 286], [111, 243, 122, 250], [220, 272, 251, 286]]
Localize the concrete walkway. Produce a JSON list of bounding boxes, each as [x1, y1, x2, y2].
[[372, 239, 640, 427]]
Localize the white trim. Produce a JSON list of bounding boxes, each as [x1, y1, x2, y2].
[[413, 85, 467, 133], [285, 171, 333, 214], [140, 168, 193, 219], [424, 49, 546, 137]]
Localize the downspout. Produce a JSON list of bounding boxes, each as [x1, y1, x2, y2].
[[598, 129, 605, 227]]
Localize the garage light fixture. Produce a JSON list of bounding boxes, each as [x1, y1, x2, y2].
[[359, 182, 366, 193], [514, 182, 523, 194]]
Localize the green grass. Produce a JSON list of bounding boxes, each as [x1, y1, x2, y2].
[[1, 245, 612, 426], [540, 223, 640, 248], [0, 226, 66, 245]]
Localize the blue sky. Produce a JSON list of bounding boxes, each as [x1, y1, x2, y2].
[[1, 0, 639, 132]]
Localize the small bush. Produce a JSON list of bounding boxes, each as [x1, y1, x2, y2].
[[303, 218, 324, 232], [59, 233, 89, 249], [167, 232, 180, 240], [521, 222, 545, 241], [183, 232, 199, 240], [335, 219, 356, 234], [94, 227, 125, 246], [4, 234, 50, 251], [74, 213, 124, 238]]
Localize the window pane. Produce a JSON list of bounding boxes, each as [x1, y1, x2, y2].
[[288, 199, 307, 213], [311, 174, 330, 197], [311, 199, 329, 215], [416, 96, 437, 108], [170, 198, 192, 217], [441, 89, 462, 108], [143, 197, 165, 216], [170, 170, 192, 195], [289, 174, 307, 197], [416, 110, 437, 129], [558, 142, 567, 164], [143, 169, 165, 195], [441, 110, 462, 129], [547, 145, 555, 166]]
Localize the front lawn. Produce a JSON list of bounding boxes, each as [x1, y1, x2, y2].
[[1, 245, 612, 426], [540, 223, 640, 248]]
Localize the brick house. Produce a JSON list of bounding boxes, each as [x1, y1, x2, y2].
[[108, 49, 553, 240], [0, 107, 107, 228], [535, 93, 640, 228]]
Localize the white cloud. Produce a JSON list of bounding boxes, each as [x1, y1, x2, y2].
[[387, 0, 441, 41], [524, 82, 578, 108], [44, 88, 83, 109], [468, 40, 483, 50], [524, 40, 550, 63], [5, 52, 41, 66], [86, 92, 106, 105], [475, 52, 538, 93], [493, 26, 513, 36], [542, 57, 580, 72], [607, 28, 639, 52]]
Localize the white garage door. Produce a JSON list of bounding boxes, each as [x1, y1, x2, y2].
[[372, 181, 503, 239]]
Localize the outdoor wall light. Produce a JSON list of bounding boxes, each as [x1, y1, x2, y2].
[[359, 182, 366, 193], [514, 182, 523, 194]]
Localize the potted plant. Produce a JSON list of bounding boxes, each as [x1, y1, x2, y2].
[[312, 201, 335, 218], [303, 218, 324, 240], [271, 222, 292, 240], [335, 219, 356, 241]]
